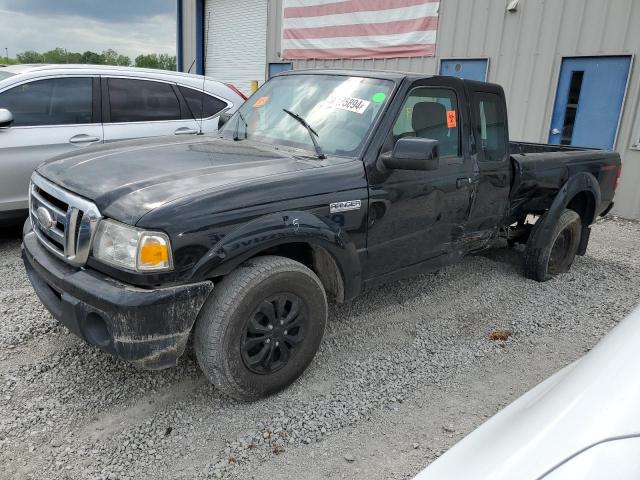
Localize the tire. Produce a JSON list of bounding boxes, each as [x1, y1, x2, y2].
[[524, 209, 582, 282], [194, 255, 327, 400]]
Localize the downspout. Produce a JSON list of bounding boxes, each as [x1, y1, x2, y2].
[[176, 0, 183, 71], [195, 0, 204, 75]]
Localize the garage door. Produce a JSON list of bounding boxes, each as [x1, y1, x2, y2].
[[204, 0, 267, 96]]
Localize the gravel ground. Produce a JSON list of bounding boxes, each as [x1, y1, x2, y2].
[[1, 217, 638, 480]]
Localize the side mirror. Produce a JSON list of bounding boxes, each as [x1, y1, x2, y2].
[[218, 111, 232, 130], [382, 137, 439, 171], [0, 108, 13, 129]]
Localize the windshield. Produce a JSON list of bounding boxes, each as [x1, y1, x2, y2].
[[221, 74, 394, 157]]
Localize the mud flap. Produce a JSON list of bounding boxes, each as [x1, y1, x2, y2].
[[577, 225, 591, 256]]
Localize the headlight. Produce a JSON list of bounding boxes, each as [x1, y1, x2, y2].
[[93, 219, 173, 272]]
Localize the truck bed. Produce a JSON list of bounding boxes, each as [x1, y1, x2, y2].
[[508, 141, 620, 220], [509, 141, 589, 154]]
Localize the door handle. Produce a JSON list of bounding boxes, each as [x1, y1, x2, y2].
[[69, 134, 101, 145], [174, 127, 199, 135], [456, 177, 473, 189]]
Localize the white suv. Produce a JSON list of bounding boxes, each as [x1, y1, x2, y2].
[[0, 64, 246, 222]]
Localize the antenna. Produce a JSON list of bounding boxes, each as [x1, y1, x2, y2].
[[186, 58, 196, 74], [198, 10, 212, 135]]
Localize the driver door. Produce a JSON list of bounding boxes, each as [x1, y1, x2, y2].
[[365, 80, 475, 278]]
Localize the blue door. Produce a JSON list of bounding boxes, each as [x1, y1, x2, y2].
[[549, 56, 631, 149], [440, 59, 488, 81]]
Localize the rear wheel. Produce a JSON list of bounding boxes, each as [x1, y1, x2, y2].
[[524, 209, 581, 282], [194, 255, 327, 400]]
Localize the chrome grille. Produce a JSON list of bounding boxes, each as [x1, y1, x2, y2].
[[29, 172, 102, 267]]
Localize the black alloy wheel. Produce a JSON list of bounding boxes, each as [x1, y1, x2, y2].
[[194, 255, 327, 400], [241, 294, 307, 374]]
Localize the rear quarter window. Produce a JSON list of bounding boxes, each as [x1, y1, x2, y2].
[[178, 86, 228, 118], [474, 92, 507, 161]]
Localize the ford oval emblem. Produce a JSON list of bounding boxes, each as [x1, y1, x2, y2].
[[36, 206, 55, 230]]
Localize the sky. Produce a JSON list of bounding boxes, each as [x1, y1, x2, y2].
[[0, 0, 176, 60]]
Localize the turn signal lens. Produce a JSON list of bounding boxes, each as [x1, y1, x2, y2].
[[93, 219, 173, 272], [138, 235, 172, 271]]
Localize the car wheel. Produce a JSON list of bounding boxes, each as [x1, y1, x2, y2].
[[524, 209, 582, 282], [194, 255, 327, 400]]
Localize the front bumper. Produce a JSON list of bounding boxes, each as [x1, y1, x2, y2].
[[22, 222, 213, 370]]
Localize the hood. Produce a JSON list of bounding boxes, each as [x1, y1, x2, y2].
[[37, 136, 323, 224], [414, 307, 640, 480]]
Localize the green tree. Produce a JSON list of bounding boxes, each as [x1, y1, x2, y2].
[[101, 49, 130, 66], [80, 51, 103, 65], [117, 55, 131, 66], [17, 50, 45, 63], [67, 52, 83, 64], [135, 53, 176, 71], [157, 53, 176, 71], [12, 48, 168, 68], [42, 48, 69, 63]]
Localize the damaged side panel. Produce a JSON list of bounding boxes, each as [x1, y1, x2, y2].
[[508, 144, 619, 221]]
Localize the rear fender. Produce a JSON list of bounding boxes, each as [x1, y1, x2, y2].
[[191, 211, 362, 299], [531, 172, 601, 255]]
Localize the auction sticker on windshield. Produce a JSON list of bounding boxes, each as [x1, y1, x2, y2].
[[322, 95, 371, 114], [253, 96, 269, 108]]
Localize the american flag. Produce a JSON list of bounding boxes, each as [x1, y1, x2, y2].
[[282, 0, 440, 60]]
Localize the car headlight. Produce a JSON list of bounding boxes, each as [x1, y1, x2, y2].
[[93, 219, 173, 272]]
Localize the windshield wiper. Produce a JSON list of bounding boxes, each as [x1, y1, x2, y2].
[[233, 111, 248, 141], [282, 108, 326, 159]]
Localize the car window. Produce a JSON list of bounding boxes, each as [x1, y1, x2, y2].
[[392, 87, 460, 157], [0, 77, 93, 127], [108, 78, 181, 123], [474, 92, 507, 161], [178, 86, 227, 119]]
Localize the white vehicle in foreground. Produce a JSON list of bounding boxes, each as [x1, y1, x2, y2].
[[0, 64, 246, 222], [414, 307, 640, 480]]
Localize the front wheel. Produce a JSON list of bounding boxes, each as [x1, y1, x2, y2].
[[524, 209, 582, 282], [194, 255, 327, 400]]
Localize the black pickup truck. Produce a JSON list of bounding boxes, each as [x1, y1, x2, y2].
[[22, 70, 621, 399]]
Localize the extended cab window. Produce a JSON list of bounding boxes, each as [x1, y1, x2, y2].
[[392, 87, 460, 157], [0, 77, 93, 127], [475, 92, 507, 161], [108, 78, 180, 122], [178, 86, 227, 119]]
